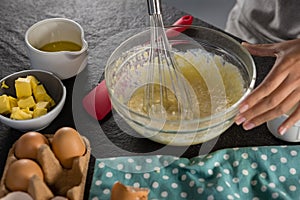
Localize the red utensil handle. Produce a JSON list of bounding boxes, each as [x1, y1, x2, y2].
[[166, 15, 194, 38]]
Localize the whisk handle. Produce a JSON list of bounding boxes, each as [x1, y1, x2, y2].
[[147, 0, 161, 15]]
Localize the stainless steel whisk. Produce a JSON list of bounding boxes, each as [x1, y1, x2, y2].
[[145, 0, 195, 119]]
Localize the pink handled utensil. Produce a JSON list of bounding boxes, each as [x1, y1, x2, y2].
[[166, 15, 193, 38], [82, 80, 111, 120], [82, 15, 193, 120]]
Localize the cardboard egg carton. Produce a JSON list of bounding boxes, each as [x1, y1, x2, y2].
[[0, 134, 91, 200]]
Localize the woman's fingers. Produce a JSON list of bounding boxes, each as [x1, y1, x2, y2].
[[236, 78, 294, 125], [236, 39, 300, 133], [236, 42, 285, 113], [239, 89, 300, 131], [242, 42, 278, 57], [236, 56, 289, 115], [236, 66, 300, 129]]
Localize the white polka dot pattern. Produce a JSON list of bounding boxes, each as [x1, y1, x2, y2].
[[89, 146, 300, 200]]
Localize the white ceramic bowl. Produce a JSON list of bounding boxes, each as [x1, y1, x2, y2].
[[0, 70, 66, 131], [25, 18, 88, 80], [267, 115, 300, 142]]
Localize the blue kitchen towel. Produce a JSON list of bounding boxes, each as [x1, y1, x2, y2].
[[89, 145, 300, 200]]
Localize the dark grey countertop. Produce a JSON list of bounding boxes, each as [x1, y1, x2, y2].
[[0, 0, 297, 198]]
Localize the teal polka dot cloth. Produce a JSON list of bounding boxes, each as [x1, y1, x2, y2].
[[89, 145, 300, 200]]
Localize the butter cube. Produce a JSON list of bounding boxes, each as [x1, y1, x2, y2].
[[10, 107, 32, 120], [35, 101, 50, 110], [33, 108, 47, 118], [8, 96, 18, 108], [17, 96, 36, 109], [33, 84, 55, 107], [33, 84, 46, 97], [0, 95, 11, 115], [22, 107, 33, 116], [26, 75, 39, 90], [15, 77, 32, 98]]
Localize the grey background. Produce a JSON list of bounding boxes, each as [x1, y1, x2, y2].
[[164, 0, 236, 29]]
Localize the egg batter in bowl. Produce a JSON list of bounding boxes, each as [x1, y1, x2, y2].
[[127, 49, 245, 120], [105, 25, 256, 145]]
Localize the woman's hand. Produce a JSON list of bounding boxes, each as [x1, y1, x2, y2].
[[235, 38, 300, 135]]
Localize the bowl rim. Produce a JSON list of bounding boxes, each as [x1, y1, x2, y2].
[[105, 25, 257, 125], [0, 69, 66, 124]]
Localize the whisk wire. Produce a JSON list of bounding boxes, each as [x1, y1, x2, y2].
[[145, 0, 195, 119]]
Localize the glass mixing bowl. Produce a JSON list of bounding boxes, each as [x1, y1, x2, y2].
[[105, 25, 256, 146]]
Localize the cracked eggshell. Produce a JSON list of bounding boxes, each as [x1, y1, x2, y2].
[[111, 182, 149, 200]]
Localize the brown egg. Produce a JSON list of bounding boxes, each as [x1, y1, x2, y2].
[[51, 127, 86, 169], [14, 131, 49, 159], [5, 159, 44, 192]]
